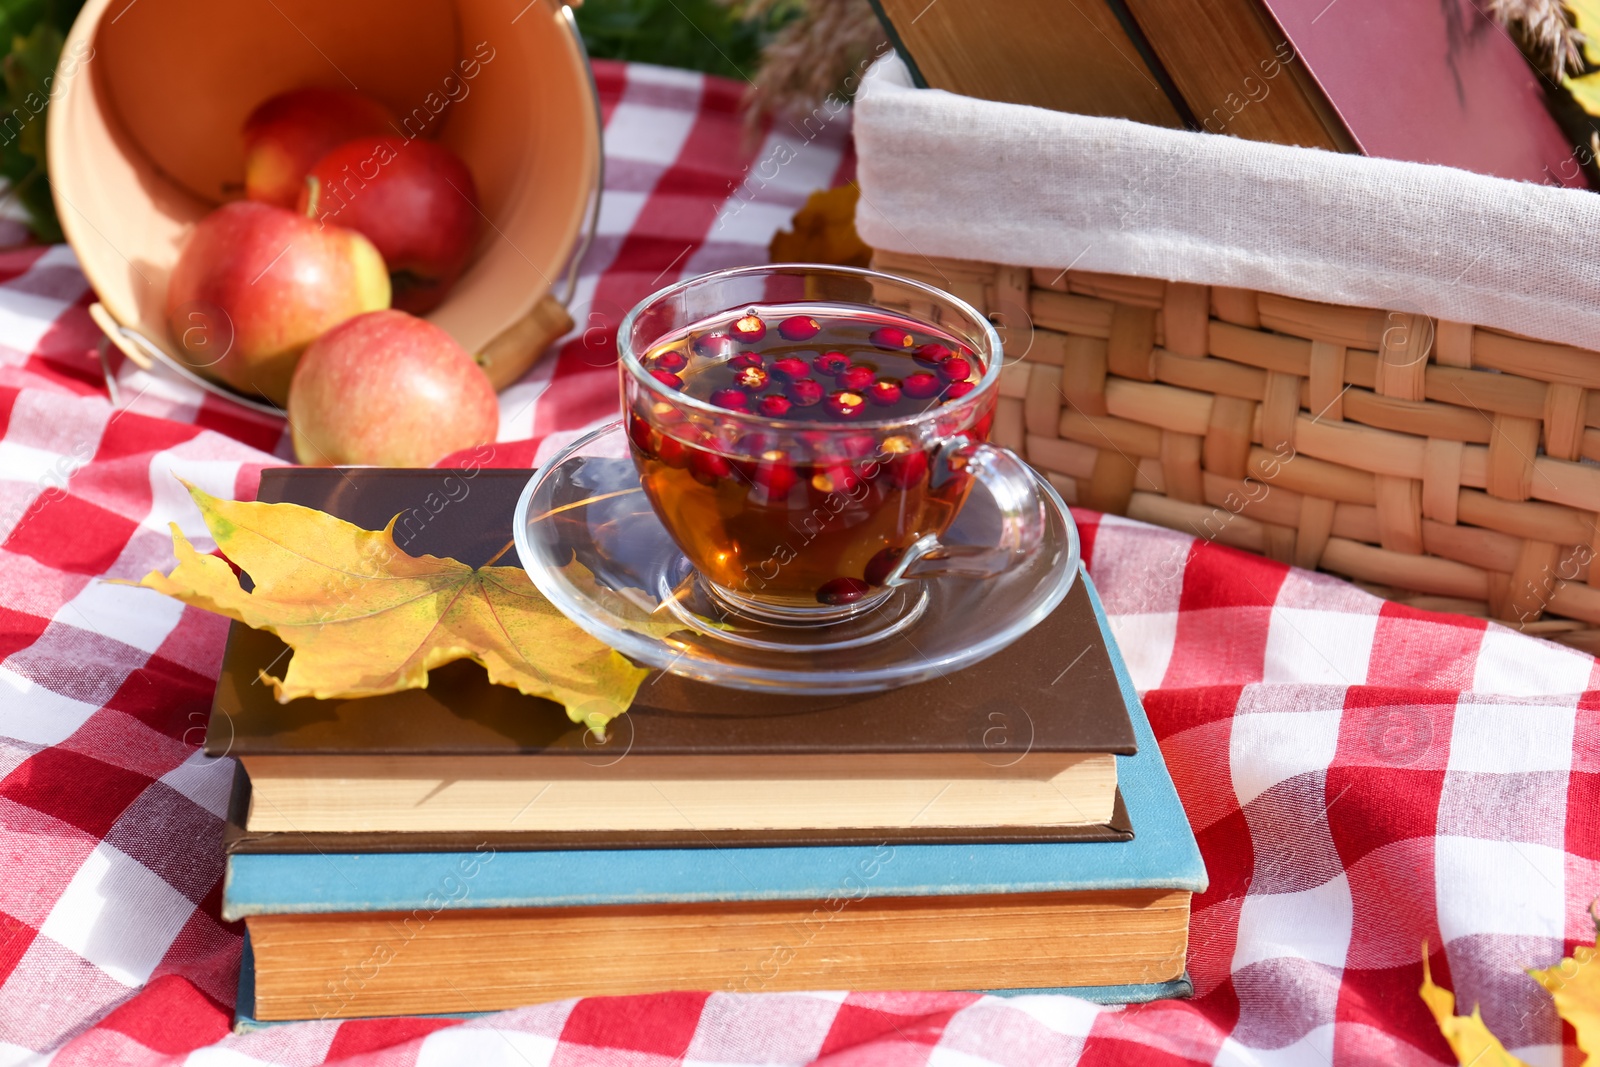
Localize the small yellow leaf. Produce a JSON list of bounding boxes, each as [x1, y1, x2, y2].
[[1420, 944, 1531, 1067], [1529, 920, 1600, 1064], [1566, 70, 1600, 119], [129, 482, 648, 729], [769, 185, 872, 268], [1569, 0, 1600, 68]]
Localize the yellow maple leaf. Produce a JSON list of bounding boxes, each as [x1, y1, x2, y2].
[[130, 482, 648, 730], [1420, 944, 1531, 1067], [1529, 910, 1600, 1065]]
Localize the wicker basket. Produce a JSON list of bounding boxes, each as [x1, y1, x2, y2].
[[870, 248, 1600, 652]]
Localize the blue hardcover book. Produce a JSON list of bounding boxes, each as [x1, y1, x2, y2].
[[226, 570, 1206, 1024]]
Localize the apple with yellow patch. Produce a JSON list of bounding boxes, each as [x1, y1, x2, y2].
[[165, 201, 390, 405], [287, 309, 499, 467]]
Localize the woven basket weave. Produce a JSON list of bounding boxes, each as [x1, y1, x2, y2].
[[869, 249, 1600, 652]]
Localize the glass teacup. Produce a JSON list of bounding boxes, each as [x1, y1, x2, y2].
[[618, 264, 1046, 624]]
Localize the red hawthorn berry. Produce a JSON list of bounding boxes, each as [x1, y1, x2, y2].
[[757, 394, 793, 418], [730, 312, 767, 343], [777, 315, 821, 341], [788, 378, 825, 406], [902, 372, 941, 399], [813, 351, 851, 377], [656, 434, 688, 467], [728, 352, 764, 369], [690, 448, 732, 485], [817, 576, 873, 605], [710, 388, 750, 410], [943, 381, 978, 401], [734, 366, 770, 390], [837, 365, 875, 392], [692, 332, 734, 358], [826, 391, 868, 419], [914, 343, 952, 367], [650, 369, 685, 390], [864, 546, 905, 586], [650, 350, 688, 372], [752, 454, 799, 500], [771, 356, 809, 379], [866, 378, 903, 406], [939, 357, 972, 383], [627, 413, 655, 456], [869, 326, 915, 350], [886, 449, 929, 488]]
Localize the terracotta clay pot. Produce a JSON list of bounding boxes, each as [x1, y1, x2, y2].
[[48, 0, 601, 412]]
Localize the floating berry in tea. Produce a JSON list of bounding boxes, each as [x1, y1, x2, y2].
[[771, 356, 809, 379], [826, 391, 867, 419], [885, 449, 929, 488], [836, 432, 878, 459], [817, 576, 872, 605], [693, 332, 734, 358], [788, 378, 825, 406], [944, 381, 977, 401], [837, 365, 875, 392], [902, 372, 940, 399], [914, 343, 952, 367], [778, 315, 821, 341], [757, 394, 793, 418], [870, 325, 914, 351], [650, 349, 688, 373], [710, 388, 750, 410], [813, 351, 850, 377], [752, 453, 799, 499], [734, 366, 770, 390], [940, 357, 972, 383], [651, 369, 685, 390], [689, 448, 731, 485], [730, 312, 767, 343], [655, 433, 688, 467], [627, 413, 655, 456], [728, 352, 764, 369], [811, 465, 861, 494], [866, 378, 902, 406], [865, 546, 905, 586]]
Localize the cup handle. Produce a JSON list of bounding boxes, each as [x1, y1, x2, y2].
[[879, 438, 1047, 584]]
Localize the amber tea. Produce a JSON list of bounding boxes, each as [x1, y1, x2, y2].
[[625, 303, 996, 614]]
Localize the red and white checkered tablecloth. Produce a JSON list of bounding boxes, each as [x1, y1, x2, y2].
[[1, 58, 1594, 1066]]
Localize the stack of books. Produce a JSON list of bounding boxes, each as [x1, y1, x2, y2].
[[215, 468, 1204, 1026]]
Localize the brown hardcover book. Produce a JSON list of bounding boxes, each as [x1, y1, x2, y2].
[[214, 468, 1137, 847], [868, 0, 1190, 127]]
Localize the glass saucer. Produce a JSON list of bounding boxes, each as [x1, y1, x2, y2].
[[512, 421, 1080, 694]]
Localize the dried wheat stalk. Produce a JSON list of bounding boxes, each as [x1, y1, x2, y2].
[[737, 0, 888, 129], [1485, 0, 1586, 78]]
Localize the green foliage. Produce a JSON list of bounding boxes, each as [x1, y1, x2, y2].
[[0, 0, 84, 243], [574, 0, 796, 81]]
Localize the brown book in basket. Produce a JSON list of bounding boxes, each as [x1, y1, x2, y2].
[[214, 467, 1138, 848], [871, 0, 1587, 186]]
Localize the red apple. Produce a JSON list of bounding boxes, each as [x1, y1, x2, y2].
[[166, 201, 390, 405], [243, 88, 396, 208], [299, 136, 479, 314], [287, 309, 498, 467]]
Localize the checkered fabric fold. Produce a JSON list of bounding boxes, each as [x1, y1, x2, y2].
[[0, 61, 1591, 1066]]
